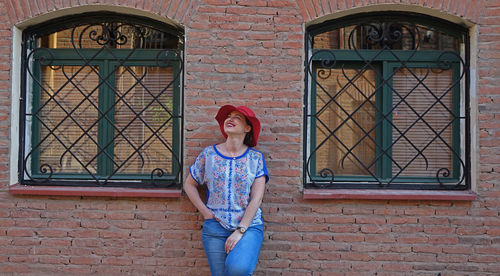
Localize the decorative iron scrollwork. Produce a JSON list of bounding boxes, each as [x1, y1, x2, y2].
[[305, 17, 469, 189], [21, 17, 183, 188], [350, 23, 419, 50]]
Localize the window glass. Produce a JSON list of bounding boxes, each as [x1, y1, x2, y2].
[[113, 66, 174, 175], [21, 14, 183, 187], [40, 24, 180, 49], [314, 68, 376, 176], [39, 65, 100, 174], [305, 13, 468, 189], [391, 67, 454, 178], [313, 24, 459, 51]]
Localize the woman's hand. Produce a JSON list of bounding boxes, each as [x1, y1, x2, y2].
[[225, 231, 243, 253], [184, 175, 217, 221], [203, 211, 216, 220]]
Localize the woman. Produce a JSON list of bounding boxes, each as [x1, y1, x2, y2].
[[184, 105, 269, 276]]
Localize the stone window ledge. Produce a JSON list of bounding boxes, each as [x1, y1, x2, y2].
[[9, 183, 182, 198], [304, 189, 476, 201]]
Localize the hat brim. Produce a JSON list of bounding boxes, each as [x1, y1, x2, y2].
[[215, 105, 261, 147]]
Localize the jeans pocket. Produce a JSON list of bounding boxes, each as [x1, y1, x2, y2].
[[202, 218, 216, 228], [202, 218, 216, 231], [202, 219, 228, 237]]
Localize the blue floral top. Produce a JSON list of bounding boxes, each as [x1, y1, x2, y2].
[[189, 145, 269, 230]]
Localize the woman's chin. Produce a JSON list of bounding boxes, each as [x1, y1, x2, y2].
[[224, 130, 245, 137]]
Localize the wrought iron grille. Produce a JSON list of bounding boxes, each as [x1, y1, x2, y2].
[[20, 14, 184, 187], [304, 14, 470, 190]]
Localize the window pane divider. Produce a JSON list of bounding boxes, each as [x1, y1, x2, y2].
[[20, 16, 184, 188], [304, 15, 469, 190]]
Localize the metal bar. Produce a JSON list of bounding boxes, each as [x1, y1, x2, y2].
[[20, 19, 184, 187], [304, 18, 469, 189]]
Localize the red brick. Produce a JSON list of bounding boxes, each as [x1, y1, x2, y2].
[[443, 246, 475, 254], [46, 202, 76, 210], [14, 218, 47, 228], [341, 252, 372, 261], [1, 264, 30, 273], [360, 225, 391, 234], [7, 228, 34, 237], [68, 229, 99, 238], [74, 211, 105, 219], [392, 225, 424, 233], [10, 210, 40, 218], [47, 220, 80, 228], [333, 234, 365, 242], [11, 237, 38, 246], [364, 234, 397, 243], [294, 215, 325, 223], [134, 212, 165, 220], [38, 256, 70, 264], [237, 0, 267, 7], [98, 230, 130, 239], [36, 229, 68, 238], [16, 201, 46, 210], [382, 263, 413, 271], [437, 253, 469, 263], [34, 247, 60, 255], [328, 225, 359, 233], [404, 208, 436, 216], [40, 238, 71, 247], [373, 252, 404, 261], [303, 233, 332, 242], [413, 245, 443, 254], [429, 236, 459, 244], [69, 256, 101, 265], [424, 226, 455, 234], [488, 228, 500, 236], [109, 220, 142, 229], [355, 216, 386, 224], [72, 238, 102, 248], [80, 220, 110, 229], [297, 224, 329, 232]]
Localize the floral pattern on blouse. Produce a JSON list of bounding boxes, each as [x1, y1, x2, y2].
[[189, 145, 269, 230]]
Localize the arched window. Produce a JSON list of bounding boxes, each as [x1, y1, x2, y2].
[[304, 12, 470, 190], [19, 12, 184, 188]]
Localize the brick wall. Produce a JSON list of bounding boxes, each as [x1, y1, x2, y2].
[[1, 0, 499, 275]]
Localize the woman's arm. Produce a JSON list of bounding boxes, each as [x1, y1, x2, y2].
[[237, 176, 266, 229], [225, 175, 266, 253], [183, 174, 215, 220]]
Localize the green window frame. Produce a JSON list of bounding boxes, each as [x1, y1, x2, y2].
[[20, 13, 184, 188], [304, 12, 470, 190]]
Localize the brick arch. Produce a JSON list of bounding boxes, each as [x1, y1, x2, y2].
[[297, 0, 486, 24], [6, 1, 196, 27]]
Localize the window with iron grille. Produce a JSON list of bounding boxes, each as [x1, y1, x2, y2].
[[19, 13, 184, 188], [304, 12, 470, 190]]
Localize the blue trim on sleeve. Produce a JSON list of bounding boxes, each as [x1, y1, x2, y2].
[[189, 165, 202, 185], [251, 148, 270, 183]]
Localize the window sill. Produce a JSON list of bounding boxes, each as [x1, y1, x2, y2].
[[8, 183, 182, 198], [303, 189, 476, 201]]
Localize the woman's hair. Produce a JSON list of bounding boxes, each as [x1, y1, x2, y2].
[[243, 117, 254, 147]]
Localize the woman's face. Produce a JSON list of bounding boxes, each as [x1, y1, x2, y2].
[[224, 111, 252, 136]]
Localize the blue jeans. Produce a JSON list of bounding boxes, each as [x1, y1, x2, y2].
[[202, 219, 263, 276]]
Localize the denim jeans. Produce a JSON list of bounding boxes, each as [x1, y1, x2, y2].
[[202, 219, 264, 276]]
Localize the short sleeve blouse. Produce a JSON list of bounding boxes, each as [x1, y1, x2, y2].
[[189, 145, 269, 230]]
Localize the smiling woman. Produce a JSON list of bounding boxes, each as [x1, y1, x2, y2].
[[183, 105, 269, 276]]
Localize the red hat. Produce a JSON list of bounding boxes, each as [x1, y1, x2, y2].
[[215, 105, 261, 147]]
